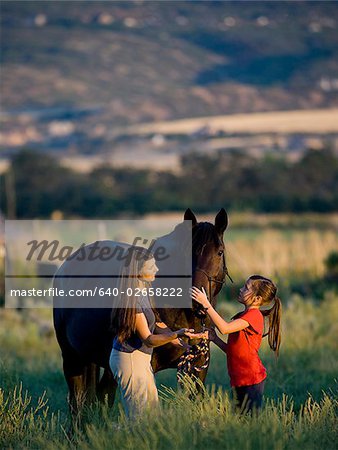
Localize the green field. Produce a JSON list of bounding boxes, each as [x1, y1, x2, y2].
[[0, 291, 337, 449], [1, 216, 337, 449]]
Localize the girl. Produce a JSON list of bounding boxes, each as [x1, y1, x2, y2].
[[190, 275, 281, 413], [110, 246, 204, 418]]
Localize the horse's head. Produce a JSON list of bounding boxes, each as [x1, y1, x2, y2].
[[184, 208, 230, 318]]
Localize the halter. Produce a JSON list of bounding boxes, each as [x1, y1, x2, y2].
[[194, 247, 233, 319]]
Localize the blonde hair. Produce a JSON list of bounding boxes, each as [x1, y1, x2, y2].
[[248, 275, 282, 356]]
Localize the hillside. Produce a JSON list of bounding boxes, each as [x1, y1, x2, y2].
[[1, 1, 338, 156]]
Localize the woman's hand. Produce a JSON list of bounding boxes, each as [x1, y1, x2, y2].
[[190, 286, 211, 308], [175, 328, 194, 337], [175, 328, 208, 340], [171, 337, 191, 351], [184, 330, 208, 340]]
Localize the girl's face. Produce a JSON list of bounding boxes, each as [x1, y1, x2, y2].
[[238, 279, 257, 306], [139, 258, 159, 282]]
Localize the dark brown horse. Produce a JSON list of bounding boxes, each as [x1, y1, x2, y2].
[[53, 208, 229, 416]]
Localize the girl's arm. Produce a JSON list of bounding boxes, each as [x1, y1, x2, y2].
[[191, 287, 249, 335], [207, 328, 228, 353], [206, 306, 249, 334], [213, 335, 228, 353]]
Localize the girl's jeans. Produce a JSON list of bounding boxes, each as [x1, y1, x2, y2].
[[233, 379, 266, 414]]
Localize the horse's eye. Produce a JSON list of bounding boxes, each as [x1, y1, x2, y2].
[[218, 250, 223, 256]]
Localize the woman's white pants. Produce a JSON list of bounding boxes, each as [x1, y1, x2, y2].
[[109, 348, 159, 418]]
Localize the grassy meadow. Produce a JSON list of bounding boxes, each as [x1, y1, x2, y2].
[[1, 214, 337, 449]]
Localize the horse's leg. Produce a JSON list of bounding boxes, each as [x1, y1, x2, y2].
[[61, 342, 97, 425], [83, 363, 100, 405], [63, 364, 87, 430], [195, 366, 209, 392], [97, 368, 118, 407], [64, 362, 100, 432], [66, 373, 86, 418]]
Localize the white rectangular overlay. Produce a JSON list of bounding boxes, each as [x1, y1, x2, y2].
[[5, 220, 192, 309]]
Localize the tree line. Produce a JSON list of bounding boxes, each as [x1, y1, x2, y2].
[[1, 147, 337, 218]]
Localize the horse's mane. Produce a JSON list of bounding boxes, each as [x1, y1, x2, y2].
[[192, 222, 222, 255]]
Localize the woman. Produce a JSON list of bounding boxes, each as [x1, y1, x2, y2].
[[110, 246, 204, 418], [191, 275, 281, 413]]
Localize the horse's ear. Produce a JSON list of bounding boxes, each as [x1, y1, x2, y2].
[[215, 208, 228, 234], [184, 208, 197, 228]]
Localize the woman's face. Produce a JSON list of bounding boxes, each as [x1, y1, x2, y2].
[[139, 258, 158, 282]]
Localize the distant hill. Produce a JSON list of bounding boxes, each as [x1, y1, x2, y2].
[[1, 0, 338, 156]]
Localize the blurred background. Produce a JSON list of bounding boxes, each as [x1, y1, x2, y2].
[[0, 3, 338, 447]]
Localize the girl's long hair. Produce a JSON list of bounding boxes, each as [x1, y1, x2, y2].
[[247, 275, 282, 356], [110, 246, 154, 343]]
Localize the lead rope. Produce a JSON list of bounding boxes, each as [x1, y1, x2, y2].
[[177, 339, 210, 377], [177, 316, 210, 379]]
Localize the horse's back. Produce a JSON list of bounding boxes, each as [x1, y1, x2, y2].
[[53, 240, 129, 367]]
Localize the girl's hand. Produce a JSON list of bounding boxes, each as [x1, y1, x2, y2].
[[205, 328, 217, 342], [190, 286, 210, 308]]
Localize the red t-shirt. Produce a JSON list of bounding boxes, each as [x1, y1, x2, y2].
[[226, 308, 267, 387]]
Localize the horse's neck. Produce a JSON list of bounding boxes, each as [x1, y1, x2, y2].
[[153, 235, 175, 254]]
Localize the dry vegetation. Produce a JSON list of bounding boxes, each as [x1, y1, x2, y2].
[[124, 109, 338, 136], [226, 228, 337, 280]]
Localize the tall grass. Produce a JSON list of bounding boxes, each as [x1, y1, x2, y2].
[[0, 293, 337, 449], [71, 388, 337, 450], [226, 228, 337, 280], [1, 381, 336, 450]]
